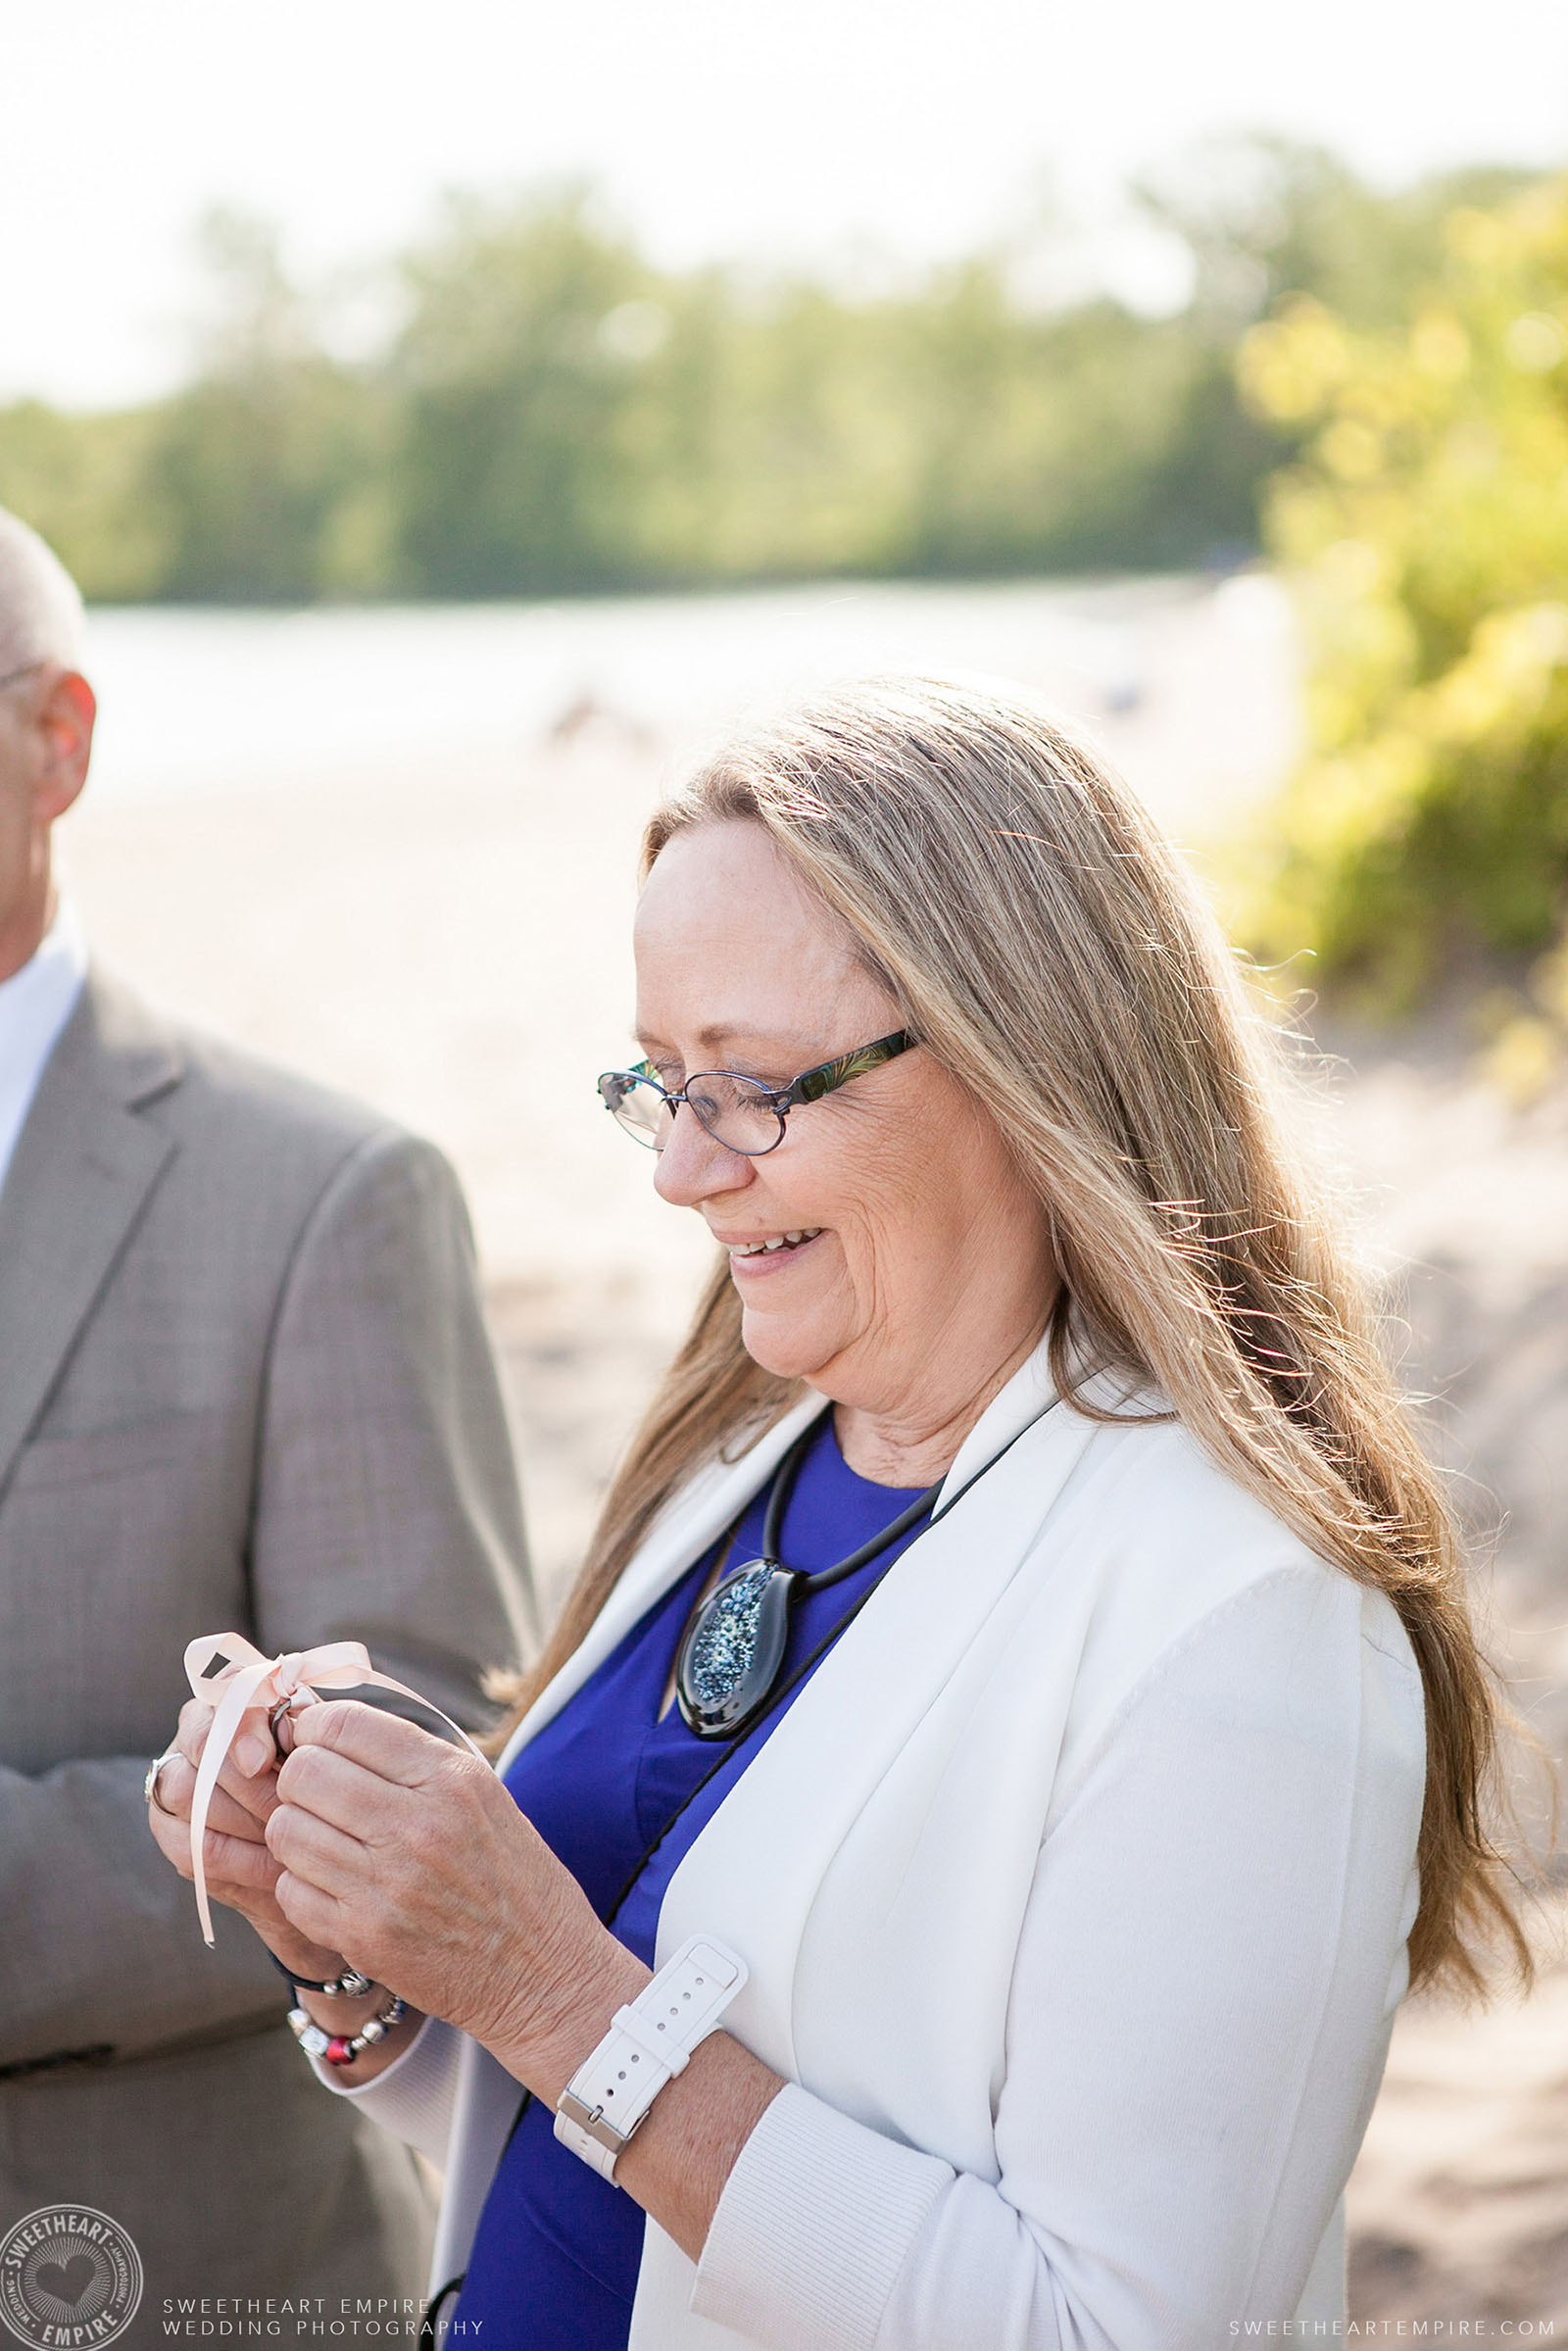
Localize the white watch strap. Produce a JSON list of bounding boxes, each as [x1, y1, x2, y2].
[[554, 1935, 748, 2181]]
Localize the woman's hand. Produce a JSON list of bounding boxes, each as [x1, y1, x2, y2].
[[145, 1694, 354, 1987], [267, 1700, 648, 2096], [270, 1700, 787, 2262]]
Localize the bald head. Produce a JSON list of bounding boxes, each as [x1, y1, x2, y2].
[[0, 512, 94, 982], [0, 509, 85, 680]]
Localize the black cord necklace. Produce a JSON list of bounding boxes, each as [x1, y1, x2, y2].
[[674, 1420, 939, 1739], [674, 1395, 1062, 1739], [626, 1396, 1062, 1903]]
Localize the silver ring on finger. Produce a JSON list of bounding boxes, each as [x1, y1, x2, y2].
[[144, 1747, 183, 1817]]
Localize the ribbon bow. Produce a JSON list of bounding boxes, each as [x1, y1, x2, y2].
[[182, 1632, 482, 1946]]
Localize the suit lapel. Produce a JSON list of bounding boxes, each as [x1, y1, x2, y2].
[[0, 968, 181, 1497]]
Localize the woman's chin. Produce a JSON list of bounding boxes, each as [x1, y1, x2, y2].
[[736, 1300, 842, 1387]]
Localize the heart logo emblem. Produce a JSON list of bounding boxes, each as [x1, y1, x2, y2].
[[2, 2202, 142, 2345], [33, 2252, 97, 2306]]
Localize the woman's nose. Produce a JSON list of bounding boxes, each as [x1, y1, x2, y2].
[[653, 1103, 753, 1208]]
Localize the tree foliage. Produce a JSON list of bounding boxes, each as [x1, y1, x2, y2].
[[9, 146, 1560, 1049], [1238, 174, 1568, 1051], [0, 143, 1540, 612], [392, 191, 650, 594]]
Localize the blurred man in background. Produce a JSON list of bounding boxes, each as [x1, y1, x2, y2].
[[0, 508, 538, 2328]]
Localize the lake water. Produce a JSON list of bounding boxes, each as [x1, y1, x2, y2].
[[59, 574, 1300, 1297], [79, 572, 1297, 823]]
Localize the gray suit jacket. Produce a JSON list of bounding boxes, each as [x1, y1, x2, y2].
[[0, 968, 537, 2330]]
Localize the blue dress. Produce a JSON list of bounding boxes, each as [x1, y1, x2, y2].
[[450, 1413, 930, 2348]]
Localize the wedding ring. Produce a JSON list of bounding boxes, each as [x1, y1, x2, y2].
[[144, 1747, 182, 1817]]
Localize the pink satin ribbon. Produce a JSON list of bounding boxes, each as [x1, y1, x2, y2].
[[181, 1632, 482, 1946]]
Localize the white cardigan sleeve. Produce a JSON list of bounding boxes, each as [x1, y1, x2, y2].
[[691, 1563, 1426, 2351], [307, 2009, 464, 2173]]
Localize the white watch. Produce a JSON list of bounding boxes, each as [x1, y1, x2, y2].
[[554, 1935, 749, 2182]]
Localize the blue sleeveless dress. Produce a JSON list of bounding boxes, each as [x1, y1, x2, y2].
[[450, 1413, 928, 2347]]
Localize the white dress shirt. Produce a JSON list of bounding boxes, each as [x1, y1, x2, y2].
[[0, 898, 89, 1199]]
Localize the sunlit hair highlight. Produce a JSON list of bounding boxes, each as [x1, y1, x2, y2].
[[493, 671, 1539, 1998]]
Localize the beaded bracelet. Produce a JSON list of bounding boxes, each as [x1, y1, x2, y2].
[[288, 1991, 407, 2067], [267, 1948, 373, 1998]]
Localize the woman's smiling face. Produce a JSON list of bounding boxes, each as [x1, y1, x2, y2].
[[633, 819, 1056, 1458]]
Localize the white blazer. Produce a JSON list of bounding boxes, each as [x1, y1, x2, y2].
[[321, 1341, 1426, 2349]]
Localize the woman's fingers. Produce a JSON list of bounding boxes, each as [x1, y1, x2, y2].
[[150, 1752, 270, 1843], [273, 1868, 352, 1956], [272, 1739, 428, 1842], [199, 1830, 282, 1895], [266, 1797, 372, 1891], [173, 1695, 279, 1820], [146, 1754, 349, 1975], [148, 1790, 281, 1895], [286, 1699, 455, 1788], [175, 1694, 224, 1769], [146, 1791, 193, 1877], [278, 1705, 498, 1856]]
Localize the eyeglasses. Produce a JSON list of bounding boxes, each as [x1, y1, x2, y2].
[[598, 1029, 915, 1156]]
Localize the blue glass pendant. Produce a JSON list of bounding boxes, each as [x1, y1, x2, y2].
[[675, 1559, 796, 1739]]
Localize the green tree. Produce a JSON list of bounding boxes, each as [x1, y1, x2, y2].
[[140, 211, 392, 602], [1238, 175, 1568, 1043], [1142, 136, 1532, 336], [2, 144, 1553, 612], [391, 189, 653, 594], [0, 401, 167, 600]]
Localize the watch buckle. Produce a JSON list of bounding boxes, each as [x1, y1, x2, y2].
[[558, 2087, 629, 2158]]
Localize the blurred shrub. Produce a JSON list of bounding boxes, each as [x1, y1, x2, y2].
[[392, 191, 650, 594], [1238, 176, 1568, 1040], [0, 402, 168, 599], [137, 213, 397, 602], [382, 195, 1272, 593]]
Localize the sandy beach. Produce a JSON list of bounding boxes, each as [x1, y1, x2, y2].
[[55, 579, 1568, 2326]]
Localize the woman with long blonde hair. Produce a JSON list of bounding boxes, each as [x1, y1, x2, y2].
[[152, 674, 1529, 2349]]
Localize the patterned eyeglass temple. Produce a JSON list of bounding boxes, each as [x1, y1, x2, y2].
[[779, 1029, 915, 1108]]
